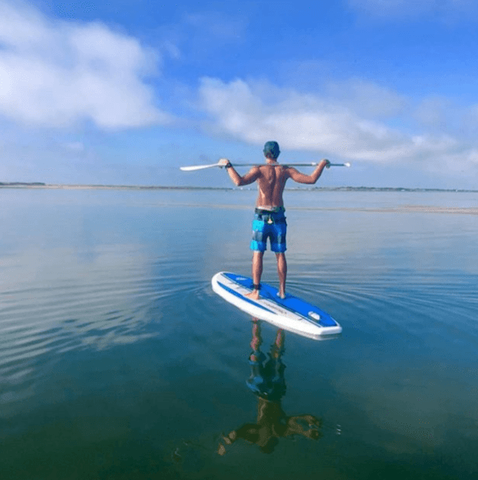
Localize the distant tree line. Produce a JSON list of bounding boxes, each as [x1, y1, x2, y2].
[[0, 182, 46, 186]]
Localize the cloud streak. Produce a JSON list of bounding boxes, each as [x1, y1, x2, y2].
[[0, 1, 168, 129]]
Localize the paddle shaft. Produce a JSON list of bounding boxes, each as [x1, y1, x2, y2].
[[180, 161, 351, 171]]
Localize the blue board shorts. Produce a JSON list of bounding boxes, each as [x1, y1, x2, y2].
[[247, 347, 286, 401], [250, 207, 287, 253]]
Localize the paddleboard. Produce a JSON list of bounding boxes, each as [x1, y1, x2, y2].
[[212, 272, 342, 339]]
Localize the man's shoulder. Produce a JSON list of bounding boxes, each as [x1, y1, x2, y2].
[[284, 166, 299, 174], [279, 165, 294, 177]]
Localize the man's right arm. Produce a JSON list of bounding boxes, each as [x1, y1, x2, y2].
[[219, 159, 260, 186], [287, 159, 330, 184]]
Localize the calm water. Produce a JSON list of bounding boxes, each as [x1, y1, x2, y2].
[[1, 188, 477, 480]]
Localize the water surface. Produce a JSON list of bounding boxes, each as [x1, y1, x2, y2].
[[1, 188, 477, 479]]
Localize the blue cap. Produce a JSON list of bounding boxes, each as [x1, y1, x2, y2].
[[263, 141, 280, 158]]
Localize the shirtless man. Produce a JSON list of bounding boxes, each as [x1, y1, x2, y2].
[[219, 141, 330, 300]]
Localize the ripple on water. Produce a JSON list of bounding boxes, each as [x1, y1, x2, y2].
[[0, 262, 190, 408], [283, 266, 478, 346]]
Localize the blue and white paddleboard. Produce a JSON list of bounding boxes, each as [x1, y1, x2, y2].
[[212, 272, 342, 339]]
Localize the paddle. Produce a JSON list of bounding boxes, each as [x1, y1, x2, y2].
[[180, 160, 351, 171]]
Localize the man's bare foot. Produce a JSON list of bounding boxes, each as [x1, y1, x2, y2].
[[278, 290, 286, 299], [246, 290, 260, 300]]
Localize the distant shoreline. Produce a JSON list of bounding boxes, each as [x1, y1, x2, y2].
[[0, 183, 229, 191], [1, 182, 478, 193]]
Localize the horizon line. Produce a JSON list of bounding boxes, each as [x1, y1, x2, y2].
[[1, 182, 478, 193]]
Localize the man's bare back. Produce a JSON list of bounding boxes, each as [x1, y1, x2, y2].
[[250, 163, 288, 208]]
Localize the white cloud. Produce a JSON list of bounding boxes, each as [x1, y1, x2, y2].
[[197, 77, 478, 174], [348, 0, 478, 19], [0, 1, 169, 129], [326, 79, 407, 119]]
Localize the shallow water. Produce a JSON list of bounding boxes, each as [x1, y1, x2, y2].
[[1, 188, 477, 479]]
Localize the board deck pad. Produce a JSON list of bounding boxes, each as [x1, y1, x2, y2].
[[212, 272, 342, 339]]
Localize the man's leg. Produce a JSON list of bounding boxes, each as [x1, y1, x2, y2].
[[275, 252, 287, 298], [270, 216, 287, 298], [246, 250, 264, 300]]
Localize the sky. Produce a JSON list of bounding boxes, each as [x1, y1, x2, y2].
[[1, 0, 478, 188]]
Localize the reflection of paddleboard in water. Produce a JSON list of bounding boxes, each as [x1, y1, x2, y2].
[[211, 272, 342, 339]]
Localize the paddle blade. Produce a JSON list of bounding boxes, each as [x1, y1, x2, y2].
[[180, 162, 221, 171]]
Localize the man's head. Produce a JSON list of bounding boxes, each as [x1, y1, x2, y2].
[[263, 141, 280, 160]]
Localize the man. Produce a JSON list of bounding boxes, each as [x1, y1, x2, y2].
[[219, 141, 330, 300]]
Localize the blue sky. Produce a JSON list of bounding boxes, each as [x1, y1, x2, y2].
[[1, 0, 478, 188]]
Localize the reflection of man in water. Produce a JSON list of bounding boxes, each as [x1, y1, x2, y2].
[[218, 320, 322, 455]]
